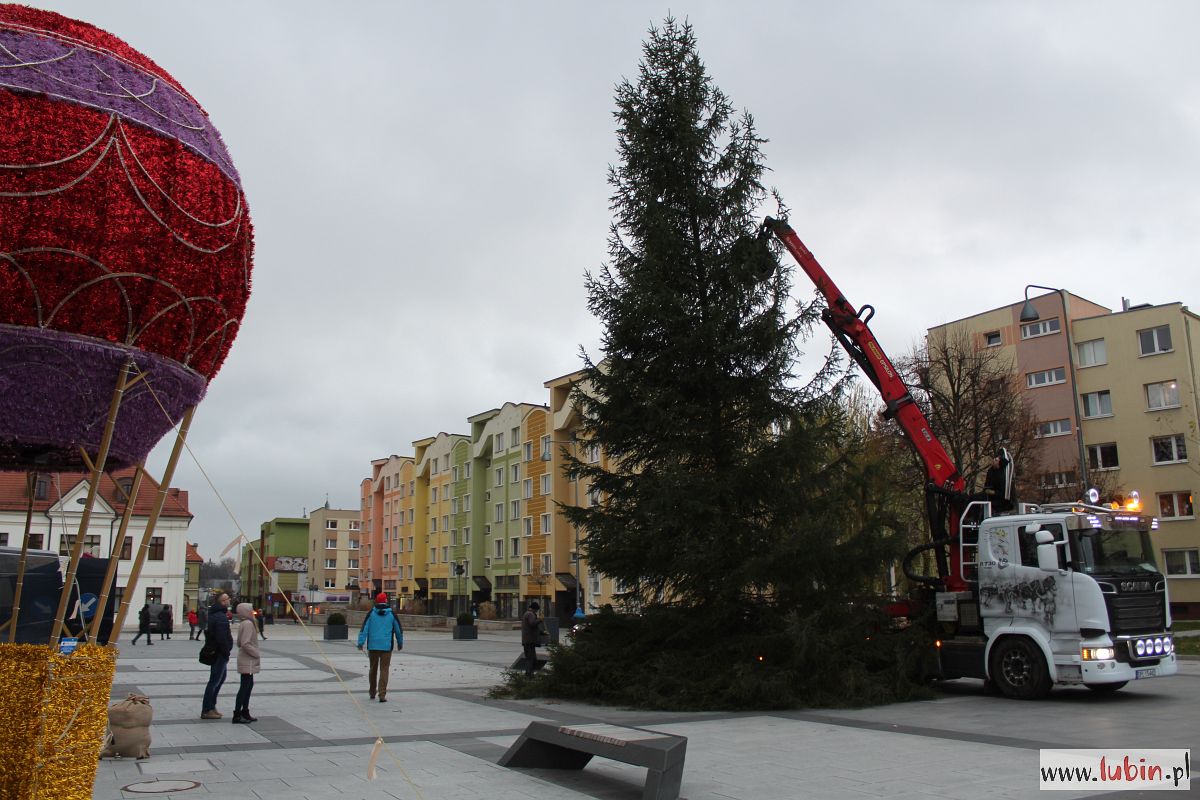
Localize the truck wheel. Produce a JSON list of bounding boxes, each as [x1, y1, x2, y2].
[[1086, 681, 1127, 694], [990, 637, 1051, 700]]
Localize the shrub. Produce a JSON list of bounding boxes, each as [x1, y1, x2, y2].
[[477, 601, 497, 620], [406, 599, 427, 616], [326, 612, 346, 626], [456, 612, 475, 626]]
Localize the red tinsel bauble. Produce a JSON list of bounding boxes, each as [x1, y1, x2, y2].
[[0, 5, 253, 469]]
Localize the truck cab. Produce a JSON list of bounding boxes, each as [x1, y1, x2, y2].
[[938, 503, 1177, 698]]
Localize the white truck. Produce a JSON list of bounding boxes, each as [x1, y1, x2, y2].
[[764, 217, 1177, 698]]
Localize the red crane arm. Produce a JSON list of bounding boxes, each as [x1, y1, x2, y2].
[[763, 217, 968, 590]]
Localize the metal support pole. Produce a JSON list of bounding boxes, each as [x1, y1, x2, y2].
[[52, 360, 135, 646], [112, 406, 195, 635]]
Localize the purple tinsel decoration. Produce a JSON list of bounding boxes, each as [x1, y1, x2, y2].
[[0, 324, 206, 470]]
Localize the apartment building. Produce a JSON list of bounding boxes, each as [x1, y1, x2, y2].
[[929, 295, 1200, 616], [414, 432, 468, 616], [241, 517, 308, 615], [307, 504, 361, 595], [0, 469, 192, 627]]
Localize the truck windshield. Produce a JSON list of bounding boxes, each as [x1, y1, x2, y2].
[[1071, 527, 1158, 575]]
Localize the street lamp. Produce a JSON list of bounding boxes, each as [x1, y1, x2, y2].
[[542, 436, 585, 619], [1019, 285, 1090, 494]]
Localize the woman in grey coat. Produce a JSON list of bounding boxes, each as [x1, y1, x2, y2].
[[233, 602, 261, 723]]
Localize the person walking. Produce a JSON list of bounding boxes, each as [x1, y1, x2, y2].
[[356, 592, 404, 703], [187, 607, 199, 640], [201, 593, 233, 720], [157, 605, 172, 640], [130, 604, 153, 646], [232, 603, 261, 724], [255, 606, 267, 639], [520, 601, 541, 677]]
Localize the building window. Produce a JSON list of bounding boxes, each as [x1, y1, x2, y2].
[[430, 517, 437, 532], [441, 546, 448, 563], [442, 515, 449, 532], [463, 526, 471, 544], [452, 466, 459, 481], [1076, 338, 1107, 368], [326, 538, 337, 549], [510, 537, 520, 557], [1020, 317, 1060, 339], [1039, 471, 1075, 489], [523, 442, 533, 462], [145, 587, 162, 604], [324, 558, 336, 568], [1080, 390, 1112, 418], [148, 537, 165, 561], [34, 477, 48, 501], [1158, 491, 1194, 519], [464, 463, 471, 478], [1035, 419, 1071, 438], [984, 331, 1001, 347], [120, 536, 132, 560], [407, 536, 413, 551], [522, 479, 532, 499], [494, 538, 504, 559], [431, 487, 438, 503], [1164, 549, 1200, 576], [586, 443, 601, 463], [1146, 380, 1180, 410], [495, 432, 505, 451], [510, 427, 520, 448], [589, 571, 601, 596], [451, 498, 458, 514], [540, 474, 550, 495], [348, 520, 360, 530], [407, 509, 414, 524], [463, 494, 471, 512], [1087, 443, 1119, 471], [522, 555, 532, 574], [541, 513, 551, 534], [523, 517, 533, 537], [27, 533, 43, 550], [1026, 367, 1066, 388], [325, 519, 337, 530], [511, 464, 520, 483], [348, 558, 359, 569], [429, 546, 437, 563], [432, 457, 439, 473], [59, 535, 101, 557], [495, 468, 504, 487], [541, 554, 552, 574], [324, 579, 337, 589], [1152, 434, 1188, 465], [1138, 325, 1172, 356], [541, 435, 551, 458], [510, 500, 520, 520], [494, 503, 504, 523]]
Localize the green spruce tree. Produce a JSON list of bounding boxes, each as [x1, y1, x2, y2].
[[504, 17, 928, 711]]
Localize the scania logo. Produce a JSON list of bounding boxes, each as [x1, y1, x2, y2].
[[1120, 580, 1152, 593]]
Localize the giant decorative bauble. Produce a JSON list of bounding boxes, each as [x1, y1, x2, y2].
[[0, 5, 252, 470]]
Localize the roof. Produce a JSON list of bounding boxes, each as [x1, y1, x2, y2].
[[0, 468, 192, 518], [186, 542, 204, 563]]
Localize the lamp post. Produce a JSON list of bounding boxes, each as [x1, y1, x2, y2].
[[542, 436, 585, 619], [1019, 285, 1090, 494]]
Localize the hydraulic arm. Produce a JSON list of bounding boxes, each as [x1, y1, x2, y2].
[[762, 217, 969, 591]]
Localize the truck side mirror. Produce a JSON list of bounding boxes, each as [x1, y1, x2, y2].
[[1035, 530, 1059, 571]]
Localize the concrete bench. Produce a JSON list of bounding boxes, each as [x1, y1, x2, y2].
[[498, 721, 687, 800]]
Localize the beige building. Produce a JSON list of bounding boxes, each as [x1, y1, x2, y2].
[[306, 504, 362, 597], [931, 295, 1199, 616]]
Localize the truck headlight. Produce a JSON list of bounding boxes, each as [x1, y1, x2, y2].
[[1082, 647, 1115, 661]]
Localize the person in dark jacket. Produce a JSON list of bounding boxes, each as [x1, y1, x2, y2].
[[131, 604, 154, 646], [201, 593, 233, 719], [157, 605, 172, 640], [520, 601, 541, 677], [356, 593, 404, 702]]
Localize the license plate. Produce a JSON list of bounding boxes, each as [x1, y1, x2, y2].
[[1135, 667, 1157, 679]]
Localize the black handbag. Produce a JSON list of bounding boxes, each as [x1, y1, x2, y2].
[[198, 636, 218, 665]]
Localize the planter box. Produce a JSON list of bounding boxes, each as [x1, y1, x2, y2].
[[323, 624, 348, 640], [452, 625, 478, 640]]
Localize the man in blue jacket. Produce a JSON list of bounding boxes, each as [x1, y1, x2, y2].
[[201, 592, 233, 719], [357, 592, 404, 703]]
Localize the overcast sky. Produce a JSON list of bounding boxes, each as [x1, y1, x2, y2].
[[24, 1, 1200, 561]]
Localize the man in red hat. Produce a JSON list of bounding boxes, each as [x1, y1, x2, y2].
[[356, 592, 405, 702]]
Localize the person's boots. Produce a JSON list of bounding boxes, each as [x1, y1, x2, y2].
[[242, 711, 257, 722], [231, 712, 248, 724]]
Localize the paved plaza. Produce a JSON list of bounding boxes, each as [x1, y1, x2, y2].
[[91, 622, 1199, 799]]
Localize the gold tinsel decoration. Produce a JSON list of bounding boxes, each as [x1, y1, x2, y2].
[[0, 643, 117, 799]]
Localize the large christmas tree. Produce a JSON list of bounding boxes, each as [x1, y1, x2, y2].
[[519, 18, 926, 710]]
